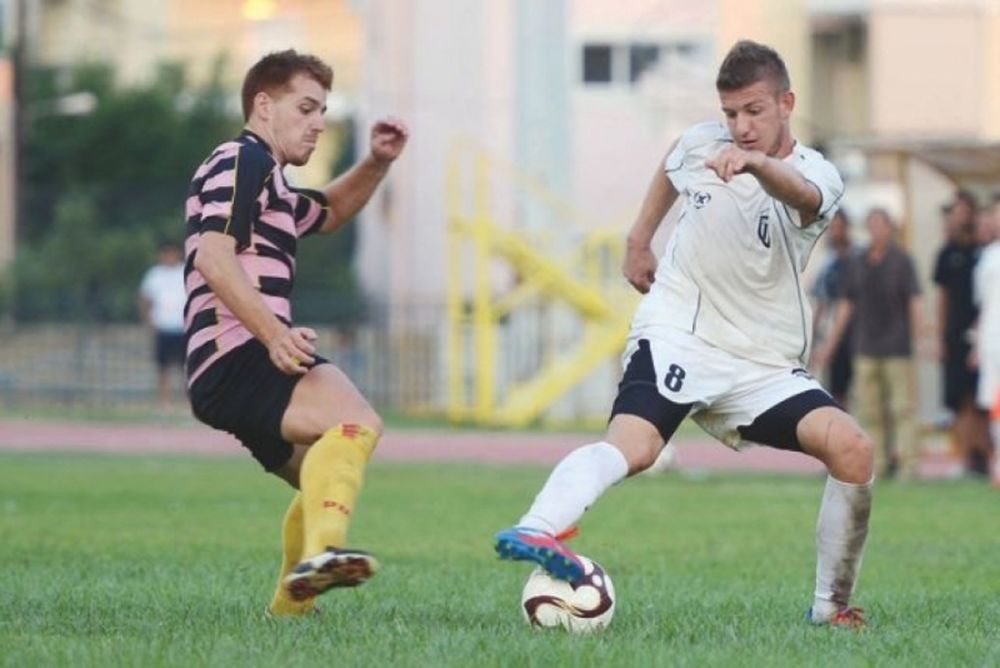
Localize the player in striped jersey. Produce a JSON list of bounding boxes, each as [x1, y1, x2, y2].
[[495, 40, 874, 629], [184, 50, 408, 616]]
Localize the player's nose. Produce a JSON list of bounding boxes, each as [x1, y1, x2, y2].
[[734, 113, 752, 137]]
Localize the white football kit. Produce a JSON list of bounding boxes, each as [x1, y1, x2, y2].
[[622, 122, 845, 448], [973, 242, 1000, 413]]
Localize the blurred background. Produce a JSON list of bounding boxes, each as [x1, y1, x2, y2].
[[0, 0, 998, 438]]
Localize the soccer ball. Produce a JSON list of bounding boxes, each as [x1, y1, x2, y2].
[[520, 556, 616, 633]]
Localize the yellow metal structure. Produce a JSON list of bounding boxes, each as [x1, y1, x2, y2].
[[445, 144, 638, 427]]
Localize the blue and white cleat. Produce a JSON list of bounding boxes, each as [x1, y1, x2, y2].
[[494, 526, 585, 582]]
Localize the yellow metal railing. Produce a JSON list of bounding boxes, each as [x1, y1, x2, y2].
[[445, 141, 638, 427]]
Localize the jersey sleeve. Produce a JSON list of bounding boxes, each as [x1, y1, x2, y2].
[[289, 187, 330, 238], [198, 144, 274, 251], [790, 154, 844, 228], [664, 137, 690, 193], [663, 123, 718, 193]]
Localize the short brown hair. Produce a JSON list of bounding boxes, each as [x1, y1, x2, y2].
[[866, 207, 894, 228], [716, 40, 790, 94], [241, 49, 334, 121]]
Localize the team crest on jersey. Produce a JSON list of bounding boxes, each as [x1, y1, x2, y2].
[[757, 212, 772, 248], [692, 191, 711, 208]]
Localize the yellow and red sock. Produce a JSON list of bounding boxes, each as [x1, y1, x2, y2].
[[300, 423, 379, 558], [268, 493, 316, 616]]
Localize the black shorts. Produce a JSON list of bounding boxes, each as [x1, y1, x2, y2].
[[188, 339, 329, 472], [943, 341, 978, 411], [609, 338, 837, 452], [155, 331, 186, 369]]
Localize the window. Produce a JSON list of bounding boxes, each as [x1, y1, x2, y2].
[[629, 44, 660, 83], [582, 44, 613, 84], [581, 39, 709, 88]]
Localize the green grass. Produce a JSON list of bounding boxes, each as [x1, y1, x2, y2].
[[0, 453, 997, 667]]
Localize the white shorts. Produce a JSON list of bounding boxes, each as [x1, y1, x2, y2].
[[616, 325, 833, 450], [976, 359, 1000, 417]]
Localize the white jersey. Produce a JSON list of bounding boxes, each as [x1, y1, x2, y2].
[[140, 263, 186, 333], [973, 242, 1000, 409], [631, 121, 844, 367]]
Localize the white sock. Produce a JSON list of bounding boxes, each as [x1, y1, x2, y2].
[[518, 442, 629, 535], [812, 475, 872, 620]]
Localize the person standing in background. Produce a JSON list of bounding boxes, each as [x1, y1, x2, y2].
[[933, 190, 990, 477], [817, 209, 927, 480], [811, 210, 856, 407], [138, 241, 188, 408]]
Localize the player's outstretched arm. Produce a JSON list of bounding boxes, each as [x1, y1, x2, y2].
[[317, 117, 409, 234], [706, 147, 822, 226], [623, 149, 680, 294], [195, 232, 316, 375]]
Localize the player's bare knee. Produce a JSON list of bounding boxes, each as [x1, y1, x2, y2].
[[355, 408, 383, 438], [318, 409, 382, 442], [830, 424, 874, 482]]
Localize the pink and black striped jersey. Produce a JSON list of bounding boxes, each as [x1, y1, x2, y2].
[[183, 130, 328, 386]]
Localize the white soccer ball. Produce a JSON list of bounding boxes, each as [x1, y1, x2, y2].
[[520, 556, 616, 633]]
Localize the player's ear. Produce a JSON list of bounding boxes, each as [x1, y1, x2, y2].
[[779, 89, 795, 119], [253, 91, 273, 122]]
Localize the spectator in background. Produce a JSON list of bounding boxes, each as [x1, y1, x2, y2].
[[971, 196, 1000, 487], [933, 190, 990, 476], [811, 209, 857, 406], [974, 199, 998, 247], [815, 209, 927, 480], [138, 241, 187, 408]]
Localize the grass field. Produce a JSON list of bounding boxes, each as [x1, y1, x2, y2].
[[1, 453, 998, 667]]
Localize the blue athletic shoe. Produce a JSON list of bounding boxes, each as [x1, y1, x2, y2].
[[494, 526, 585, 582]]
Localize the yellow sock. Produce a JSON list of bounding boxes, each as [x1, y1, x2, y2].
[[267, 493, 316, 617], [300, 423, 379, 558]]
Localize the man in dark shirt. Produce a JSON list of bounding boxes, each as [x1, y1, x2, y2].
[[817, 208, 927, 479], [933, 190, 990, 475], [811, 210, 856, 406]]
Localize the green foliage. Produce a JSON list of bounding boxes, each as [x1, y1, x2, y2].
[[1, 454, 998, 666], [11, 191, 161, 320], [12, 59, 367, 324], [12, 60, 236, 321]]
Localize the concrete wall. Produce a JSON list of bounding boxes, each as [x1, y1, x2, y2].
[[356, 0, 522, 304], [869, 2, 991, 139], [569, 1, 718, 229]]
